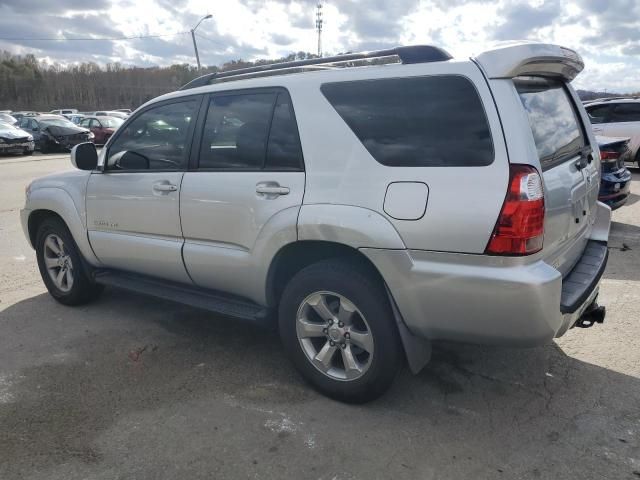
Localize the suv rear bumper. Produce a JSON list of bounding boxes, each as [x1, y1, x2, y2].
[[362, 242, 608, 346]]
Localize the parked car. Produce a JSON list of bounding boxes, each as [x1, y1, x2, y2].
[[92, 110, 128, 120], [585, 98, 640, 168], [0, 113, 17, 125], [0, 121, 35, 156], [18, 115, 94, 153], [114, 108, 132, 114], [12, 111, 37, 123], [0, 110, 11, 114], [79, 116, 123, 145], [21, 43, 610, 402], [596, 136, 632, 209], [50, 109, 79, 116], [67, 114, 86, 125]]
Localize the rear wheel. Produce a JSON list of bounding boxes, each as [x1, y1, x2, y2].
[[35, 218, 103, 305], [279, 259, 402, 403]]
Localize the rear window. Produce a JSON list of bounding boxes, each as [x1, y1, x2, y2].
[[321, 75, 494, 167], [516, 78, 586, 171]]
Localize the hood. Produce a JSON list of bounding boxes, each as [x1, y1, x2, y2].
[[44, 124, 88, 136], [0, 127, 30, 139], [29, 169, 91, 191]]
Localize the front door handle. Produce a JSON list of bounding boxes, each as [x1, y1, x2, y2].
[[153, 183, 178, 192], [256, 184, 290, 196]]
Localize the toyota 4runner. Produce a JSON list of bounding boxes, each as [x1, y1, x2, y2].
[[21, 42, 611, 402]]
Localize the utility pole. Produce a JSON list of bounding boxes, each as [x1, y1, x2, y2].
[[191, 14, 212, 70], [316, 3, 323, 57]]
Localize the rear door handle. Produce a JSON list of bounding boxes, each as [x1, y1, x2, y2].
[[153, 183, 178, 192], [256, 184, 290, 196]]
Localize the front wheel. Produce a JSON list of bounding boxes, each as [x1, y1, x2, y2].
[[279, 259, 402, 403], [35, 218, 103, 305]]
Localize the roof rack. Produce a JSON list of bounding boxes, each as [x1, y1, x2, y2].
[[180, 45, 452, 90]]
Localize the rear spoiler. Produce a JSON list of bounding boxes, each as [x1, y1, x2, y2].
[[473, 41, 584, 82]]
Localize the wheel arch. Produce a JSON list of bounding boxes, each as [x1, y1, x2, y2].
[[26, 188, 100, 265], [266, 240, 432, 374]]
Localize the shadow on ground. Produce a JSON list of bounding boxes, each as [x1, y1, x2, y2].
[[1, 290, 639, 479]]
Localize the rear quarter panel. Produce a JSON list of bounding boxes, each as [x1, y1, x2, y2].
[[289, 61, 509, 253]]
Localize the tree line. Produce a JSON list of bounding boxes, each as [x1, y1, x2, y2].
[[0, 51, 319, 111]]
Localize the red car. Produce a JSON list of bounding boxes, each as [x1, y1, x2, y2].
[[79, 116, 124, 145]]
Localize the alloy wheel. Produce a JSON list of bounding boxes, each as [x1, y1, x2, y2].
[[296, 291, 374, 381], [43, 233, 74, 293]]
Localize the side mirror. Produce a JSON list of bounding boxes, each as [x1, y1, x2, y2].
[[71, 142, 98, 170], [112, 150, 150, 170]]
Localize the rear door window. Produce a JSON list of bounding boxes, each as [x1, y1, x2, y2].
[[320, 75, 494, 167], [199, 93, 276, 169], [611, 103, 640, 123], [516, 78, 586, 171]]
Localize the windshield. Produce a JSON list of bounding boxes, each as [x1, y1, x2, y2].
[[515, 78, 585, 171], [101, 117, 124, 128], [40, 118, 78, 128]]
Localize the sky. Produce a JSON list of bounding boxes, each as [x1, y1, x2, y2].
[[0, 0, 638, 92]]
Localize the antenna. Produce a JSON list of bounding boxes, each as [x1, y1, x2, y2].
[[316, 2, 323, 57]]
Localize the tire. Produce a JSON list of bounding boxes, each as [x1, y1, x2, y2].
[[35, 217, 103, 305], [279, 259, 402, 403]]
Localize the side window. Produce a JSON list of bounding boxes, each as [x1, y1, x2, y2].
[[19, 118, 29, 129], [106, 99, 199, 171], [265, 93, 304, 170], [79, 118, 91, 128], [198, 93, 276, 169], [321, 76, 494, 167], [611, 103, 640, 123], [90, 119, 101, 128], [586, 105, 613, 124]]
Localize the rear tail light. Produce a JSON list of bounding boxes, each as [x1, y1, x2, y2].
[[599, 150, 619, 163], [486, 164, 545, 256]]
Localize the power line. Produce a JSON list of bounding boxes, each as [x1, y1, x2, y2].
[[0, 32, 189, 42]]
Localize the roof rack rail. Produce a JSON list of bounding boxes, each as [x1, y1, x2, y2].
[[180, 45, 452, 90]]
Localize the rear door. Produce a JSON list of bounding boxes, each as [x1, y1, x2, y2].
[[180, 89, 305, 299], [515, 78, 599, 274]]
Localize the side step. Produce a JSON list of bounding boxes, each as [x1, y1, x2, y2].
[[94, 270, 271, 326]]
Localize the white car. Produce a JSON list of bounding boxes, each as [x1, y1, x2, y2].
[[584, 98, 640, 167]]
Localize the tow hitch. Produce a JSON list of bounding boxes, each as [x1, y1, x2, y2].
[[574, 303, 606, 328]]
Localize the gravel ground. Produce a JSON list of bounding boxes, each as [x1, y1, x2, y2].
[[1, 153, 639, 480]]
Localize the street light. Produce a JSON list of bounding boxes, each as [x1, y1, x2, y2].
[[191, 14, 212, 70]]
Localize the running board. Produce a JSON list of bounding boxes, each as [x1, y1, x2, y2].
[[93, 270, 271, 325]]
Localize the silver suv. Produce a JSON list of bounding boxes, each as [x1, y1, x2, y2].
[[21, 42, 611, 402]]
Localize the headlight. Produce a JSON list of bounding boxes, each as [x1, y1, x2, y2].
[[27, 135, 33, 141], [88, 132, 95, 139]]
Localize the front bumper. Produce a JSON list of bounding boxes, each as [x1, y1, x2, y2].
[[0, 140, 35, 154]]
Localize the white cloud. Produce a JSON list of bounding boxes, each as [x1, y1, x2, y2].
[[0, 0, 637, 92]]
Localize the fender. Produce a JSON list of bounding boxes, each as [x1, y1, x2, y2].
[[297, 204, 406, 249], [24, 187, 101, 266]]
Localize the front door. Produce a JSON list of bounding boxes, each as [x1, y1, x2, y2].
[[180, 89, 305, 301], [86, 96, 202, 283]]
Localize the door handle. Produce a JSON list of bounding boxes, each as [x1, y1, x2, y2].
[[153, 183, 177, 192], [256, 184, 290, 196]]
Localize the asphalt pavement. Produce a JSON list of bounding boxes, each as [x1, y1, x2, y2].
[[1, 152, 639, 480]]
